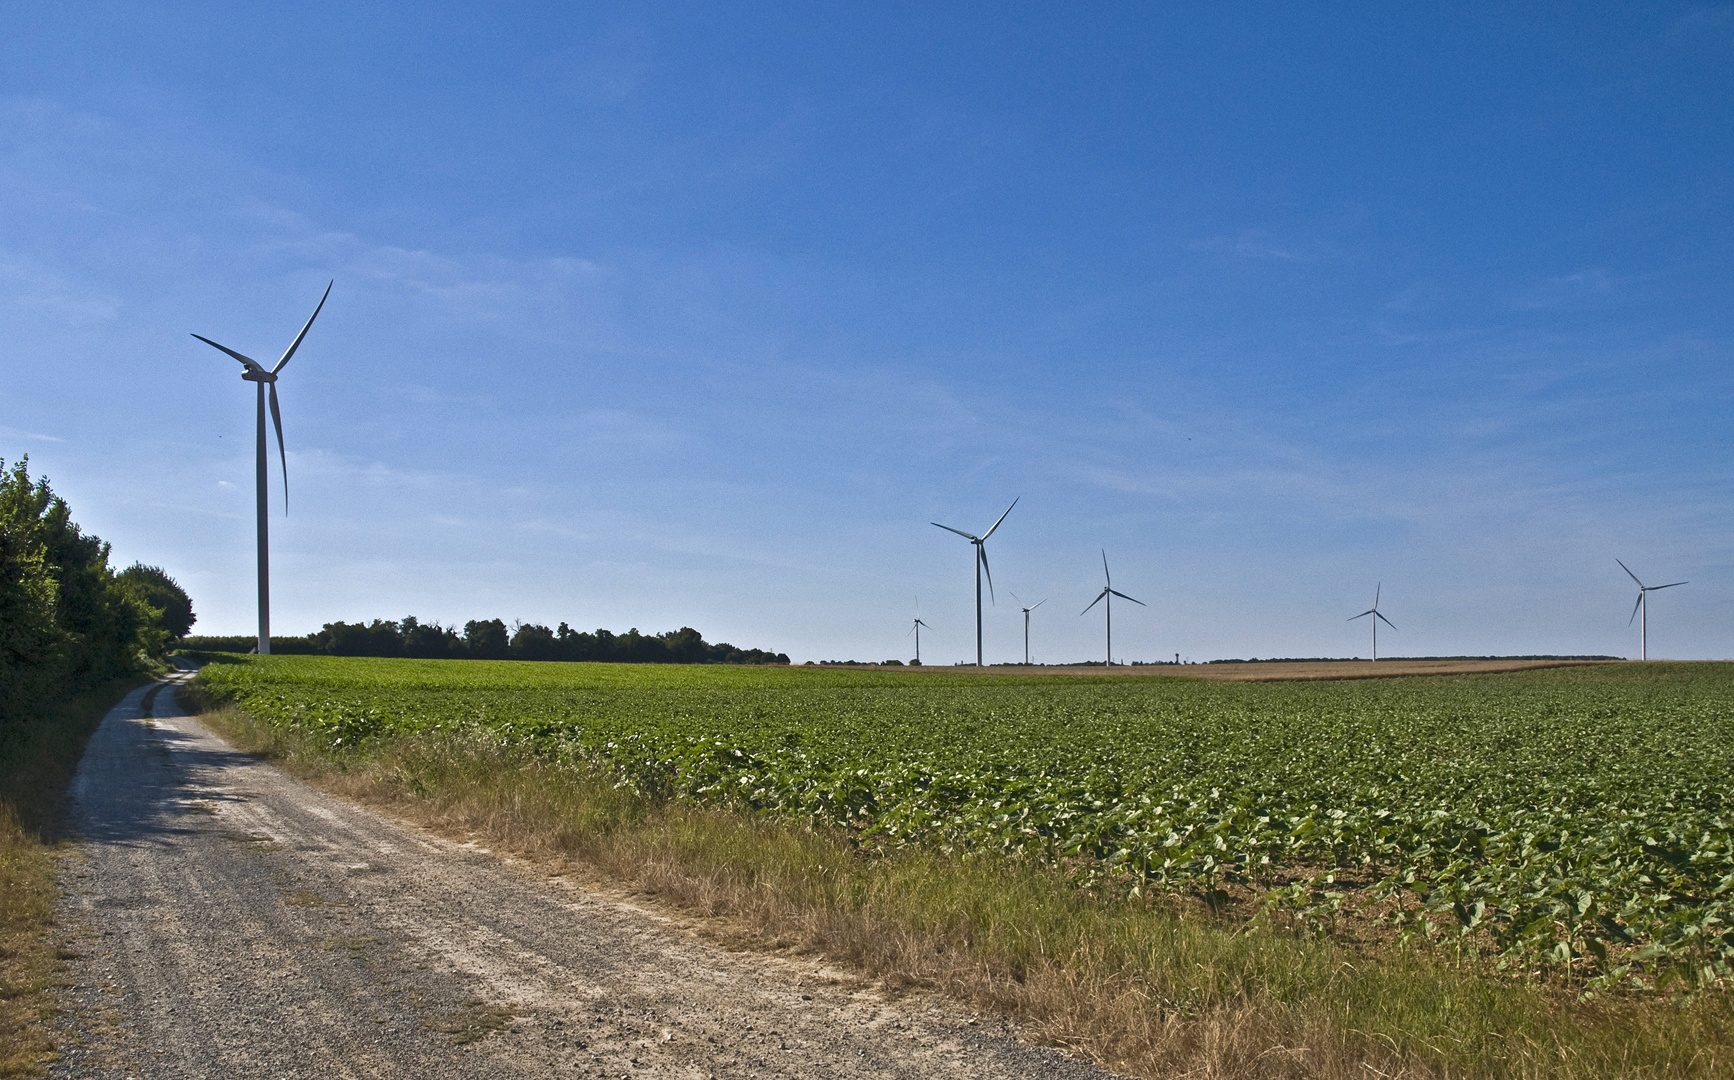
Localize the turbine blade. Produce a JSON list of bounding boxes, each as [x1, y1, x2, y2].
[[980, 496, 1018, 541], [1375, 611, 1396, 630], [1101, 549, 1110, 586], [1031, 598, 1046, 610], [272, 280, 332, 374], [1010, 591, 1021, 605], [1616, 559, 1644, 588], [1652, 581, 1688, 590], [267, 383, 288, 512], [1080, 590, 1107, 616], [980, 545, 995, 603], [1374, 582, 1381, 608], [191, 334, 264, 371], [932, 522, 979, 541], [1348, 610, 1373, 621], [1629, 592, 1644, 625], [1109, 589, 1146, 606]]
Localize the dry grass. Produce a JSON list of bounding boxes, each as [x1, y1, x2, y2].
[[1162, 659, 1612, 682], [0, 678, 143, 1079], [0, 808, 59, 1079], [192, 689, 1731, 1080]]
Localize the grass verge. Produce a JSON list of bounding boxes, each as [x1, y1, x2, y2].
[[0, 677, 146, 1079], [191, 685, 1731, 1080]]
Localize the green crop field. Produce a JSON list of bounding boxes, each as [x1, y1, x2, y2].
[[197, 656, 1734, 992]]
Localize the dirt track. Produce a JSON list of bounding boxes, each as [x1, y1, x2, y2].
[[50, 675, 1117, 1079]]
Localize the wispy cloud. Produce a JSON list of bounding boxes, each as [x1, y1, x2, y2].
[[1509, 268, 1616, 311], [1190, 229, 1306, 262], [0, 256, 120, 325], [0, 423, 63, 442]]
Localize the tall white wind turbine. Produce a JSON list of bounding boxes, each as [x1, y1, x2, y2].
[[1618, 559, 1686, 661], [909, 598, 932, 665], [192, 281, 332, 655], [1348, 584, 1396, 661], [932, 498, 1017, 666], [1080, 551, 1143, 666], [1011, 592, 1045, 665]]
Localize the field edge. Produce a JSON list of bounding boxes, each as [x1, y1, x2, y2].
[[183, 676, 1732, 1080]]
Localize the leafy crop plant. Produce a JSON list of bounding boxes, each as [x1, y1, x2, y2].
[[196, 656, 1734, 993]]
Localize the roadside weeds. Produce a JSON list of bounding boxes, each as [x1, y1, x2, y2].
[[189, 687, 1732, 1080], [0, 678, 146, 1080]]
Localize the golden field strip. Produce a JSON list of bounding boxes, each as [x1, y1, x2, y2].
[[837, 658, 1614, 680]]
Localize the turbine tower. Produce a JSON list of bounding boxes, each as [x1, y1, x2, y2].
[[1011, 592, 1046, 665], [1348, 584, 1396, 661], [193, 281, 332, 655], [932, 498, 1017, 666], [1080, 551, 1143, 666], [1618, 559, 1686, 661]]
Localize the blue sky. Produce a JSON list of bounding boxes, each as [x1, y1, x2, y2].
[[3, 2, 1730, 663]]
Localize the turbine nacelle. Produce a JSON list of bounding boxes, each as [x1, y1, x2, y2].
[[1080, 550, 1144, 616], [192, 281, 332, 516]]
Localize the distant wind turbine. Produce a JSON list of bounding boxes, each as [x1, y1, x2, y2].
[[909, 598, 932, 665], [1618, 559, 1686, 661], [1080, 551, 1143, 666], [1010, 592, 1046, 665], [192, 281, 332, 655], [932, 498, 1018, 666], [1348, 584, 1396, 661]]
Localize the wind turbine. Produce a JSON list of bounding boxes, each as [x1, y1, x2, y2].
[[932, 498, 1017, 666], [1348, 584, 1396, 661], [1618, 559, 1686, 661], [909, 598, 932, 665], [1010, 592, 1046, 665], [192, 281, 332, 655], [1080, 551, 1143, 666]]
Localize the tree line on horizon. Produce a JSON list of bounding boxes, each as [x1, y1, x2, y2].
[[184, 617, 790, 666], [1, 457, 195, 724]]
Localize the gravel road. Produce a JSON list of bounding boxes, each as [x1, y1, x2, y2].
[[51, 674, 1117, 1079]]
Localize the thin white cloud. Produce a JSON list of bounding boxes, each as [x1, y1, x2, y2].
[[1190, 229, 1305, 262], [0, 256, 120, 325], [1509, 268, 1616, 310], [0, 423, 63, 442]]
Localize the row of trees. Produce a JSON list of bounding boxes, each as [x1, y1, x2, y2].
[[186, 617, 789, 666], [1, 457, 195, 723]]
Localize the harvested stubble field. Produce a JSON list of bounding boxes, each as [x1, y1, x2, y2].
[[841, 658, 1610, 681], [193, 656, 1734, 1077]]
